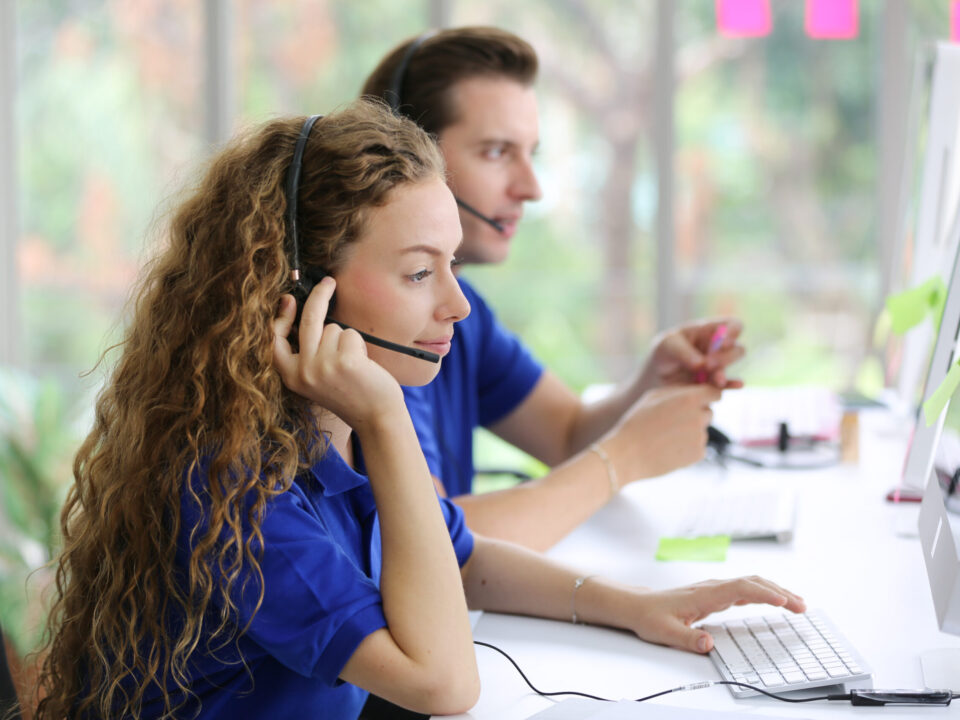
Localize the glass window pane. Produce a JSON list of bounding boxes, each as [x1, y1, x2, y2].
[[448, 0, 659, 387], [675, 0, 950, 392], [235, 0, 431, 122], [18, 0, 205, 390]]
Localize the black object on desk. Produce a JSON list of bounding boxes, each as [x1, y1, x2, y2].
[[707, 425, 732, 454], [707, 423, 840, 470]]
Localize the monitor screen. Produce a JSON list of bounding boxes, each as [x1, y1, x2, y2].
[[899, 212, 960, 490], [894, 42, 960, 410]]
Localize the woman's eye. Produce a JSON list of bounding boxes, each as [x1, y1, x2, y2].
[[483, 145, 505, 160], [408, 269, 432, 282]]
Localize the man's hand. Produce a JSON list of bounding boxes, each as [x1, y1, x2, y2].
[[640, 318, 745, 392], [604, 383, 722, 483]]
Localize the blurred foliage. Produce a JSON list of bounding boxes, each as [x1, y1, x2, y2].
[[237, 0, 430, 119], [0, 368, 85, 655]]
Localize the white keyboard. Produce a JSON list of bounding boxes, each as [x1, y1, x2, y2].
[[700, 610, 872, 698], [677, 487, 796, 542]]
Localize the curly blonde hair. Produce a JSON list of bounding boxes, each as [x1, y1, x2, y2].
[[34, 99, 444, 719]]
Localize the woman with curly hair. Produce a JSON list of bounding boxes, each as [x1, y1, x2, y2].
[[34, 98, 803, 719]]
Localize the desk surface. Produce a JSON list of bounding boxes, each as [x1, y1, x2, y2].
[[442, 410, 960, 719]]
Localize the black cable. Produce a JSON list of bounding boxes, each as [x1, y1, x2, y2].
[[714, 681, 840, 703], [474, 640, 852, 705], [473, 641, 614, 702]]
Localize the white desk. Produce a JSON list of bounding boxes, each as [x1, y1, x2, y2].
[[445, 411, 960, 718]]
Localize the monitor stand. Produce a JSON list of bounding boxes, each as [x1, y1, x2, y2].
[[921, 649, 960, 691]]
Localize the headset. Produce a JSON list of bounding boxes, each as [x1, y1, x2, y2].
[[284, 114, 440, 363], [386, 31, 505, 234]]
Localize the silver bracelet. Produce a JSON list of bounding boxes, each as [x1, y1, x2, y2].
[[589, 442, 619, 499], [571, 574, 597, 624]]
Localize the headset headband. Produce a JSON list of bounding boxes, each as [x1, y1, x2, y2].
[[285, 114, 323, 282], [386, 30, 438, 114]]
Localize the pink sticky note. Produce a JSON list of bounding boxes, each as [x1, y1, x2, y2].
[[952, 1, 960, 43], [805, 0, 858, 39], [717, 0, 772, 37]]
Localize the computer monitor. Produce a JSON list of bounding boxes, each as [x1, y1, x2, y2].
[[895, 42, 960, 410], [899, 210, 960, 491], [918, 403, 960, 688]]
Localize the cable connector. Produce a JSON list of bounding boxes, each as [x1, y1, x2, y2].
[[674, 681, 713, 692], [846, 689, 953, 706]]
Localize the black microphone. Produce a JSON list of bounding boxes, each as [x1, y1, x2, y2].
[[291, 282, 440, 364], [455, 197, 505, 233], [329, 320, 440, 363]]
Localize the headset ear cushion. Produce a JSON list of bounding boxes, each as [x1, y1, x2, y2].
[[291, 280, 311, 327], [292, 267, 335, 327]]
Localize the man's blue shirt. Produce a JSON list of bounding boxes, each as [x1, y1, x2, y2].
[[403, 278, 544, 497], [136, 442, 474, 720]]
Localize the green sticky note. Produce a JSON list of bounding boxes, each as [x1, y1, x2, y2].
[[923, 358, 960, 426], [656, 535, 730, 562], [886, 276, 947, 335]]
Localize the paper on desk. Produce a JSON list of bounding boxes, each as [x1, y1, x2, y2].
[[655, 535, 729, 562], [527, 697, 810, 719]]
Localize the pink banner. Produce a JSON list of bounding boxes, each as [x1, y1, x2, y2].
[[717, 0, 772, 37], [805, 0, 859, 39], [952, 1, 960, 42]]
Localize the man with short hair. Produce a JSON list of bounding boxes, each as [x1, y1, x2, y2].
[[361, 27, 743, 551]]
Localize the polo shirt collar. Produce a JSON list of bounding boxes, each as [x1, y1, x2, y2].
[[309, 441, 368, 497]]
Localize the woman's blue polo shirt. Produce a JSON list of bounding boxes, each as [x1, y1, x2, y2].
[[137, 442, 474, 720], [402, 277, 544, 497]]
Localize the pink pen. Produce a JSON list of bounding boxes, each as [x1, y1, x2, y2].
[[695, 323, 728, 383]]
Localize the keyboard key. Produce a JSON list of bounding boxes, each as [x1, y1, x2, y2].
[[759, 672, 785, 687]]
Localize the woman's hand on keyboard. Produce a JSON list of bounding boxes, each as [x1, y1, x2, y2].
[[626, 576, 806, 654]]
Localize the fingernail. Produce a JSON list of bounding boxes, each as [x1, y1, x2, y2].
[[697, 635, 709, 652]]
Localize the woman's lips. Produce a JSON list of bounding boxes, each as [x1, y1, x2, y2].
[[497, 222, 517, 239], [415, 337, 453, 356]]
